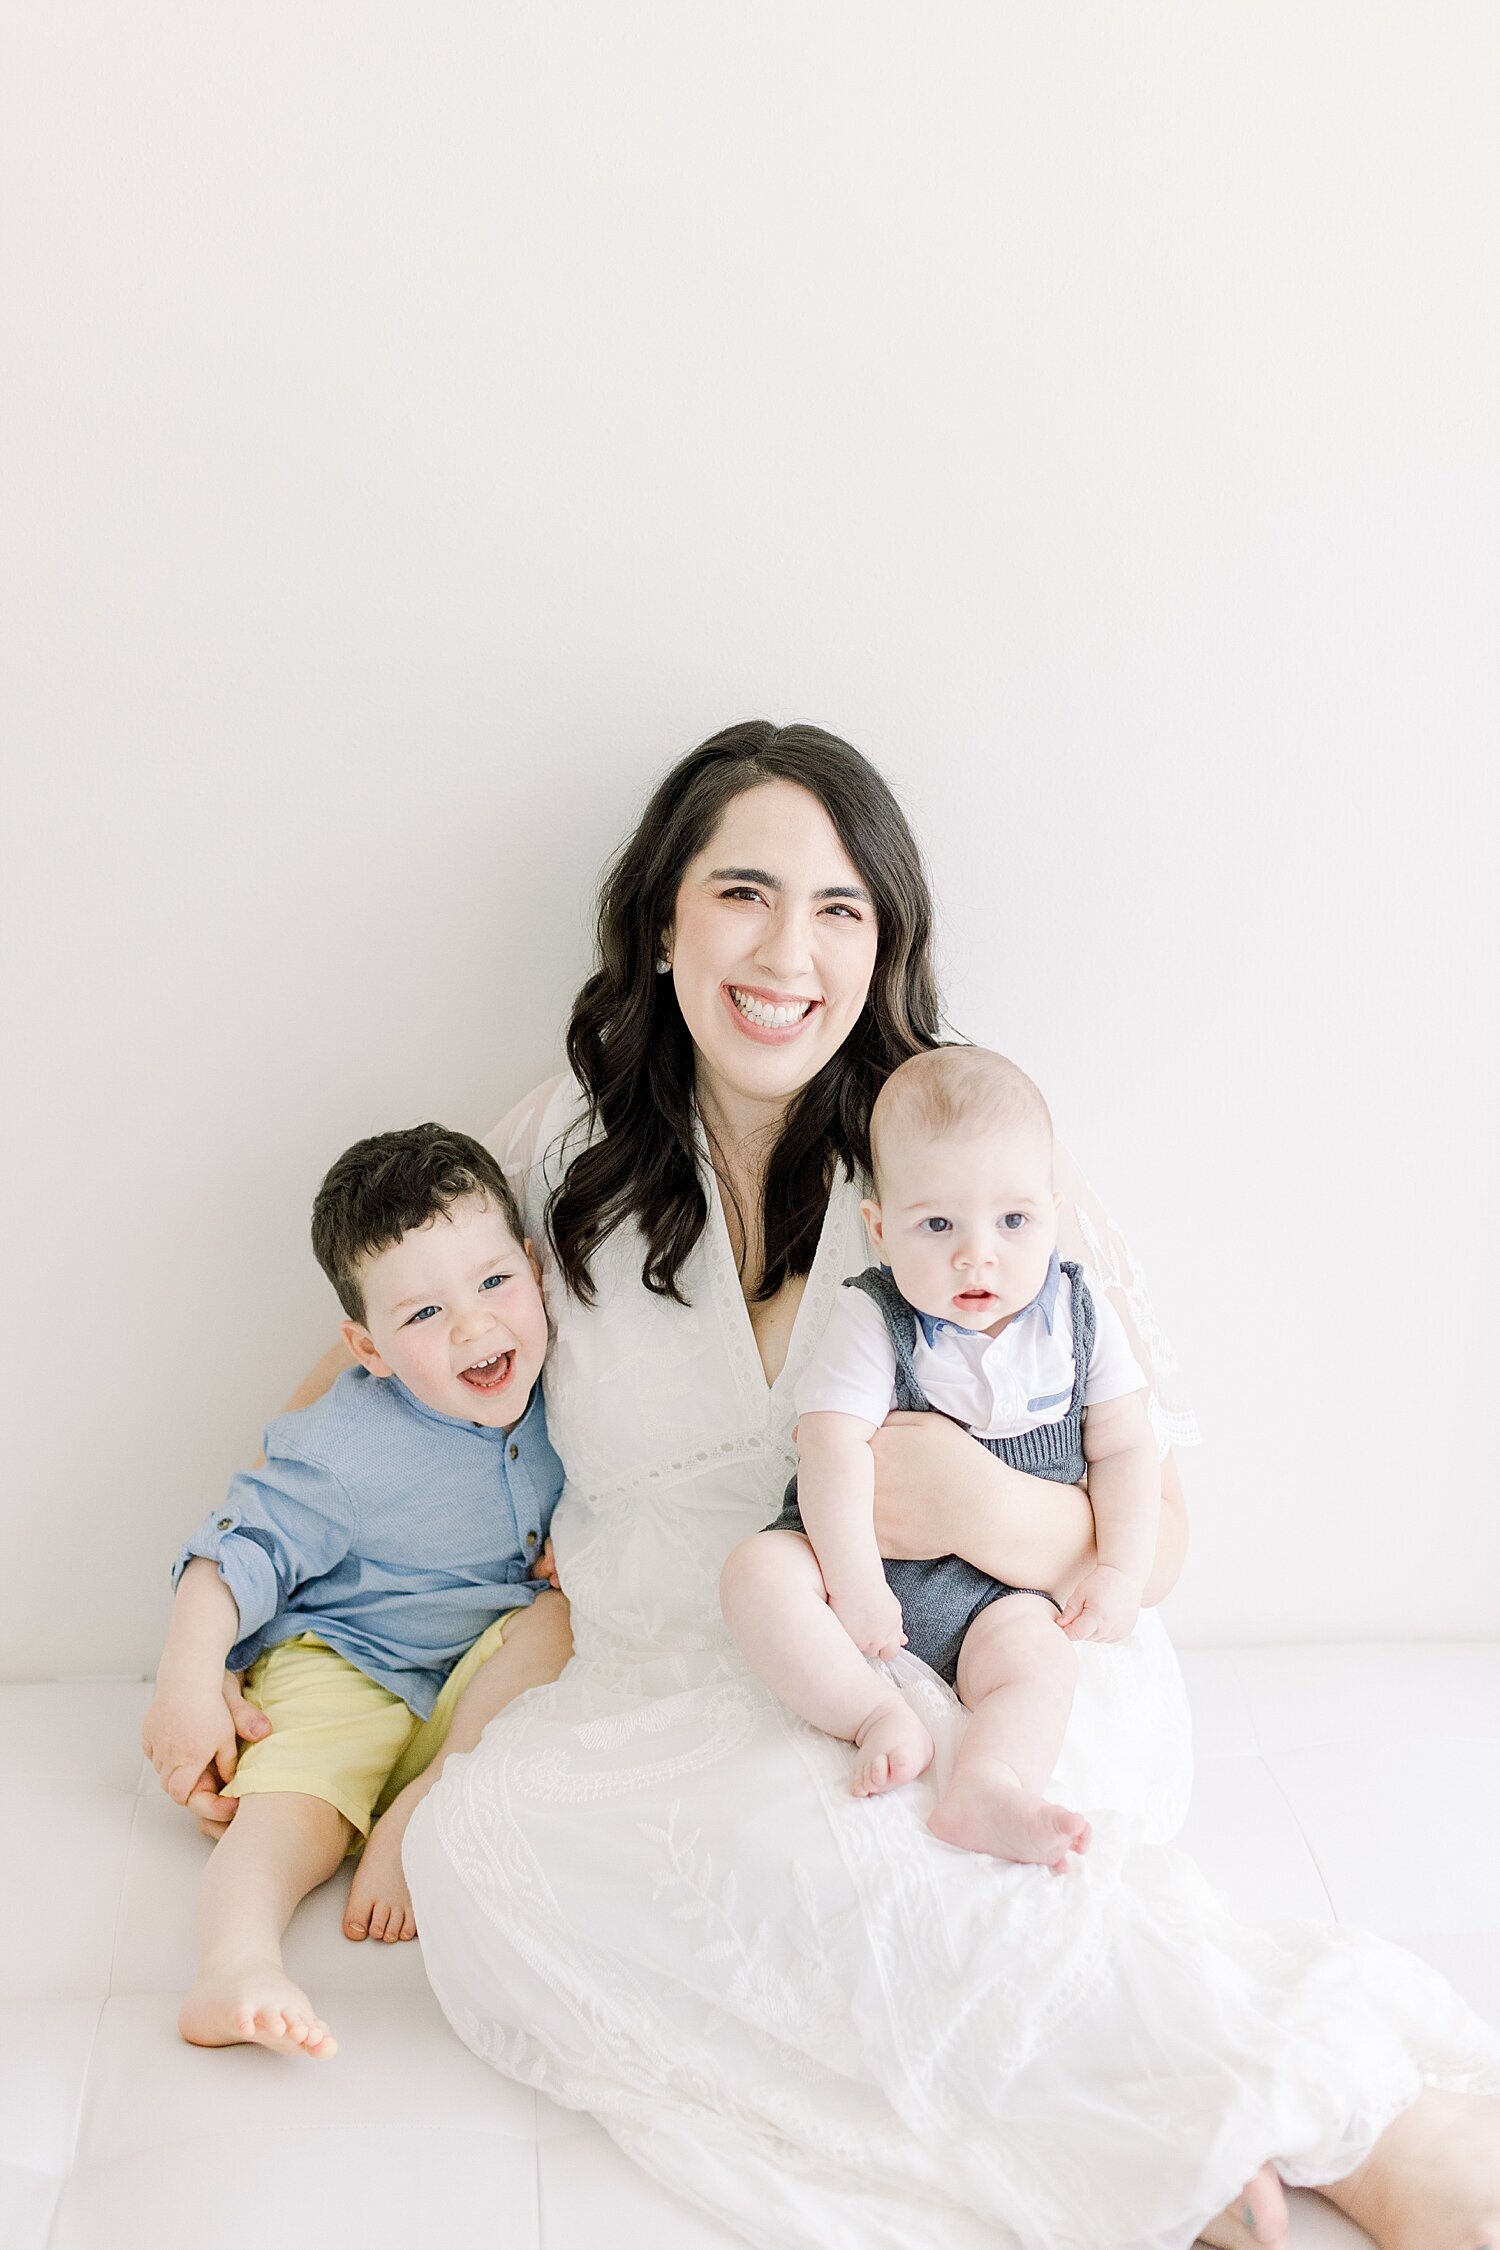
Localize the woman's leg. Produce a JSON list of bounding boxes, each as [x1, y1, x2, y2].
[[1196, 2166, 1291, 2247], [719, 1530, 934, 1795], [927, 1595, 1089, 1868], [1312, 2088, 1500, 2249]]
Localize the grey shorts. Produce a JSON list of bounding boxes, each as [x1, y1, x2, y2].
[[762, 1481, 1061, 1690]]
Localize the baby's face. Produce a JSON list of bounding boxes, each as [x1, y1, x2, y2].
[[862, 1123, 1061, 1334], [342, 1193, 549, 1431]]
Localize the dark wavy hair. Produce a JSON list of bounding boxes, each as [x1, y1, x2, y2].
[[547, 719, 944, 1305], [312, 1123, 525, 1322]]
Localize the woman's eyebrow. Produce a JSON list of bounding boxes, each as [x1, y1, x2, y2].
[[707, 864, 871, 903]]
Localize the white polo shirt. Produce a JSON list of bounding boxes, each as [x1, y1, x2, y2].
[[793, 1255, 1146, 1441]]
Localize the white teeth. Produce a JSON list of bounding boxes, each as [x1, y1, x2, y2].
[[466, 1353, 506, 1374], [729, 987, 815, 1030]]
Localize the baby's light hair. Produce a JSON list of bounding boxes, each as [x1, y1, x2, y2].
[[869, 1047, 1053, 1189]]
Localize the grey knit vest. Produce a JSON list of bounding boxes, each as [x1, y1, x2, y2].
[[844, 1261, 1094, 1484]]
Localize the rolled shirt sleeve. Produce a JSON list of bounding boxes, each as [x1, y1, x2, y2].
[[172, 1453, 357, 1652]]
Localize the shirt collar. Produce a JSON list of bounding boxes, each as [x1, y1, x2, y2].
[[910, 1250, 1062, 1346], [388, 1372, 540, 1443]]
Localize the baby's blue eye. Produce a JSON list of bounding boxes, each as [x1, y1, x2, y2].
[[406, 1305, 439, 1324], [921, 1217, 952, 1234], [480, 1273, 509, 1292], [1002, 1213, 1026, 1231]]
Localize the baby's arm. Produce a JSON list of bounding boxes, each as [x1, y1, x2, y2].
[[1059, 1392, 1159, 1642], [142, 1559, 249, 1806], [796, 1410, 907, 1660]]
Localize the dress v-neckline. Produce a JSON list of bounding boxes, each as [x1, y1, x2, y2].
[[695, 1121, 850, 1398]]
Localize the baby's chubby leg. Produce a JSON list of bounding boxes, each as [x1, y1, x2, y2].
[[180, 1790, 352, 2056], [720, 1531, 933, 1795], [928, 1595, 1089, 1869]]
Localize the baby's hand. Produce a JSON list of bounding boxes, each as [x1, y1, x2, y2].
[[1058, 1566, 1142, 1643], [828, 1579, 908, 1662], [142, 1676, 242, 1809], [531, 1537, 559, 1588]]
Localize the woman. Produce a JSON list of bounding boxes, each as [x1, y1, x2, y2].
[[340, 721, 1495, 2245]]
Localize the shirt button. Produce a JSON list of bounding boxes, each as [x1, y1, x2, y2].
[[217, 1517, 233, 1531], [508, 1443, 519, 1461], [526, 1530, 538, 1545]]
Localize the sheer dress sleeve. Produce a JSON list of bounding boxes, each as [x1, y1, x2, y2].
[[484, 1071, 590, 1256], [1054, 1141, 1200, 1461]]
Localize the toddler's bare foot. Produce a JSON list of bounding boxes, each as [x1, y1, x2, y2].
[[850, 1701, 934, 1797], [1197, 2164, 1290, 2246], [345, 1791, 421, 1942], [179, 1961, 336, 2057], [1318, 2087, 1500, 2250], [928, 1773, 1091, 1870]]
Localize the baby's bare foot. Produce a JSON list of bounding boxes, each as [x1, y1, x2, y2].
[[1197, 2164, 1290, 2246], [850, 1702, 934, 1798], [1319, 2087, 1500, 2250], [928, 1774, 1091, 1869], [179, 1962, 336, 2057], [345, 1795, 420, 1943]]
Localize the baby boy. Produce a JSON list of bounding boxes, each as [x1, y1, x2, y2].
[[142, 1123, 568, 2057], [720, 1047, 1159, 1871]]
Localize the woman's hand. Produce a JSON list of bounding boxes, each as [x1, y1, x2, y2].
[[871, 1410, 1101, 1598], [869, 1412, 980, 1560]]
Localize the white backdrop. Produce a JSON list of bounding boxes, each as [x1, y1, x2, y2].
[[2, 2, 1496, 1682]]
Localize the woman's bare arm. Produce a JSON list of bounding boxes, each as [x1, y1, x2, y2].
[[278, 1336, 356, 1419], [870, 1414, 1188, 1607]]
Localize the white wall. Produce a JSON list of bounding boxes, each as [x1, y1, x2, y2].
[[3, 2, 1496, 1680]]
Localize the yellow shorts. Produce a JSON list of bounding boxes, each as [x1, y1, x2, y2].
[[224, 1608, 529, 1839]]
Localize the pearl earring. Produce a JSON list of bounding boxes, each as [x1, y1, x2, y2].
[[655, 957, 671, 975]]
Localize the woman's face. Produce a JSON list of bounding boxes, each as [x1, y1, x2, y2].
[[665, 779, 880, 1132]]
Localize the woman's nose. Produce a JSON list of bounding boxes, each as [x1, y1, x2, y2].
[[753, 910, 815, 980]]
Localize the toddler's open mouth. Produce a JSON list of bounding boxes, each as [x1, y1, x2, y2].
[[459, 1350, 514, 1393]]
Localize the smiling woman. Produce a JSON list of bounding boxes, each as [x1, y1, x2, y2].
[[402, 718, 1500, 2250], [549, 719, 943, 1315]]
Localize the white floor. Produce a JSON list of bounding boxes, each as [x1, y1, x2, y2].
[[4, 1644, 1499, 2250]]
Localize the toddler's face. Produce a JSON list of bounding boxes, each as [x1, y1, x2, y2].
[[341, 1193, 549, 1430], [862, 1124, 1061, 1335]]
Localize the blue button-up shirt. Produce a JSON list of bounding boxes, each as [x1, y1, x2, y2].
[[172, 1367, 564, 1718]]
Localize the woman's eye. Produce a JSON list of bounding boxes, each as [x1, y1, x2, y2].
[[480, 1273, 509, 1292], [406, 1305, 439, 1325], [1002, 1213, 1027, 1232], [921, 1217, 952, 1235], [824, 902, 861, 919], [722, 886, 765, 904]]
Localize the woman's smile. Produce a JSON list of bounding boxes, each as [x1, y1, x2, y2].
[[720, 982, 823, 1042], [667, 779, 879, 1131]]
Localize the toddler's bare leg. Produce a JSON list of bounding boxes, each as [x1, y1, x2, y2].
[[348, 1590, 574, 1943], [180, 1791, 351, 2056], [928, 1596, 1089, 1868], [720, 1531, 933, 1795]]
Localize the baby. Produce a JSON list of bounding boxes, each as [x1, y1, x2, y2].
[[720, 1047, 1159, 1871], [142, 1123, 567, 2056]]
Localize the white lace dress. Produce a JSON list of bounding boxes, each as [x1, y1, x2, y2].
[[405, 1075, 1500, 2250]]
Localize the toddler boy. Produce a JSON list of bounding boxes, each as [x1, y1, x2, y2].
[[720, 1048, 1158, 1871], [142, 1123, 568, 2056]]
